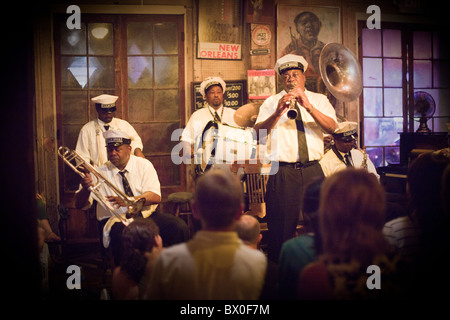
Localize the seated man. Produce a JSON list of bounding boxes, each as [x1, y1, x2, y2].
[[75, 129, 189, 265], [144, 168, 267, 300], [319, 121, 379, 179], [76, 94, 144, 167]]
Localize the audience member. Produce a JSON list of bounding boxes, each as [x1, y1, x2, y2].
[[112, 218, 162, 300], [234, 214, 279, 300], [144, 168, 267, 300], [383, 150, 450, 298], [298, 169, 406, 300], [278, 176, 324, 299]]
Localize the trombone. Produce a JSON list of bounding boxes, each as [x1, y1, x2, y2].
[[57, 146, 145, 226]]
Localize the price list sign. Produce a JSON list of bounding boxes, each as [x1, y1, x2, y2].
[[193, 80, 247, 111]]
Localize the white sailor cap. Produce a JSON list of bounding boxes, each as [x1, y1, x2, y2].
[[92, 94, 118, 110], [103, 129, 131, 147], [275, 54, 308, 75], [333, 121, 358, 141], [199, 77, 226, 97]]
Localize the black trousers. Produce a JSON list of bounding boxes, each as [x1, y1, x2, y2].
[[98, 208, 190, 266], [265, 162, 324, 262]]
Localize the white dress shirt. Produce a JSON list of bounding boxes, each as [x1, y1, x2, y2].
[[181, 105, 238, 147], [255, 89, 337, 163], [78, 155, 161, 222], [76, 117, 144, 167], [320, 147, 380, 179]]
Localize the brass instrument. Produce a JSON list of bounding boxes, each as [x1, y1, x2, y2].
[[361, 146, 368, 170], [319, 43, 363, 102], [57, 146, 145, 225]]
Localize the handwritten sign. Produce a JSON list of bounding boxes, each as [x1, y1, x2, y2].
[[193, 80, 247, 111]]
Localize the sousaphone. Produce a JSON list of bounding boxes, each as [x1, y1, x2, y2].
[[319, 43, 363, 102]]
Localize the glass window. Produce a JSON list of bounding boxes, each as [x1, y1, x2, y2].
[[383, 29, 402, 58]]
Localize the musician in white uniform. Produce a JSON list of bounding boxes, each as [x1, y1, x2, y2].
[[253, 54, 337, 262], [319, 121, 379, 179], [75, 130, 189, 265], [76, 94, 144, 167], [180, 77, 239, 165]]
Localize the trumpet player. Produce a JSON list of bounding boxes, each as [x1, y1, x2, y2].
[[253, 54, 337, 262], [74, 130, 189, 266], [319, 121, 379, 179]]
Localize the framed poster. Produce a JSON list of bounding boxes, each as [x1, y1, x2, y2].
[[197, 0, 243, 60], [192, 80, 247, 111], [277, 5, 340, 92], [247, 70, 275, 100]]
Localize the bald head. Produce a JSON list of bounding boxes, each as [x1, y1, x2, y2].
[[234, 214, 261, 248]]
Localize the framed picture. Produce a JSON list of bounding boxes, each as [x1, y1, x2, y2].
[[247, 69, 275, 100], [277, 5, 340, 92], [197, 0, 243, 60]]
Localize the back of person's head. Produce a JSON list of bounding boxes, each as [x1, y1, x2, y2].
[[234, 214, 261, 247], [319, 168, 388, 263], [407, 151, 450, 239], [193, 168, 244, 229], [120, 218, 160, 283]]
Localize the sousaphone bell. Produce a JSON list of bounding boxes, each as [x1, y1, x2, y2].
[[319, 43, 363, 102]]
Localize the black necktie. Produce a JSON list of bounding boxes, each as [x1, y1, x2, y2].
[[119, 171, 134, 197], [294, 102, 309, 163], [344, 153, 353, 167], [214, 111, 221, 123], [104, 124, 110, 131]]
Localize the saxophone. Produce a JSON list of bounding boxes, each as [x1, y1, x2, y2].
[[361, 146, 368, 170]]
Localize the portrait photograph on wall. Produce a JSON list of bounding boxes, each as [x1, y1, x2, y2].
[[277, 5, 341, 93]]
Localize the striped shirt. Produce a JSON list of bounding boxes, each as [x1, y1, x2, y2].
[[382, 215, 422, 260]]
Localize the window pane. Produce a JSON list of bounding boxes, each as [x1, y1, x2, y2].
[[383, 29, 401, 58], [128, 89, 154, 122], [366, 147, 384, 167], [127, 22, 153, 55], [364, 117, 402, 146], [413, 31, 432, 59], [60, 24, 86, 54], [128, 56, 153, 88], [154, 23, 178, 54], [89, 57, 115, 88], [61, 91, 88, 124], [385, 146, 400, 165], [383, 59, 402, 87], [88, 23, 113, 55], [362, 29, 381, 57], [136, 122, 180, 154], [155, 89, 179, 121], [61, 56, 87, 88], [414, 60, 432, 88], [384, 88, 403, 116], [154, 56, 178, 87], [364, 87, 383, 116], [363, 58, 382, 87]]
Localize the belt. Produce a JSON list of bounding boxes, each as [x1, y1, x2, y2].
[[278, 160, 319, 170]]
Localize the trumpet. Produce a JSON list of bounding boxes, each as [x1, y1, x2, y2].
[[57, 146, 145, 225]]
